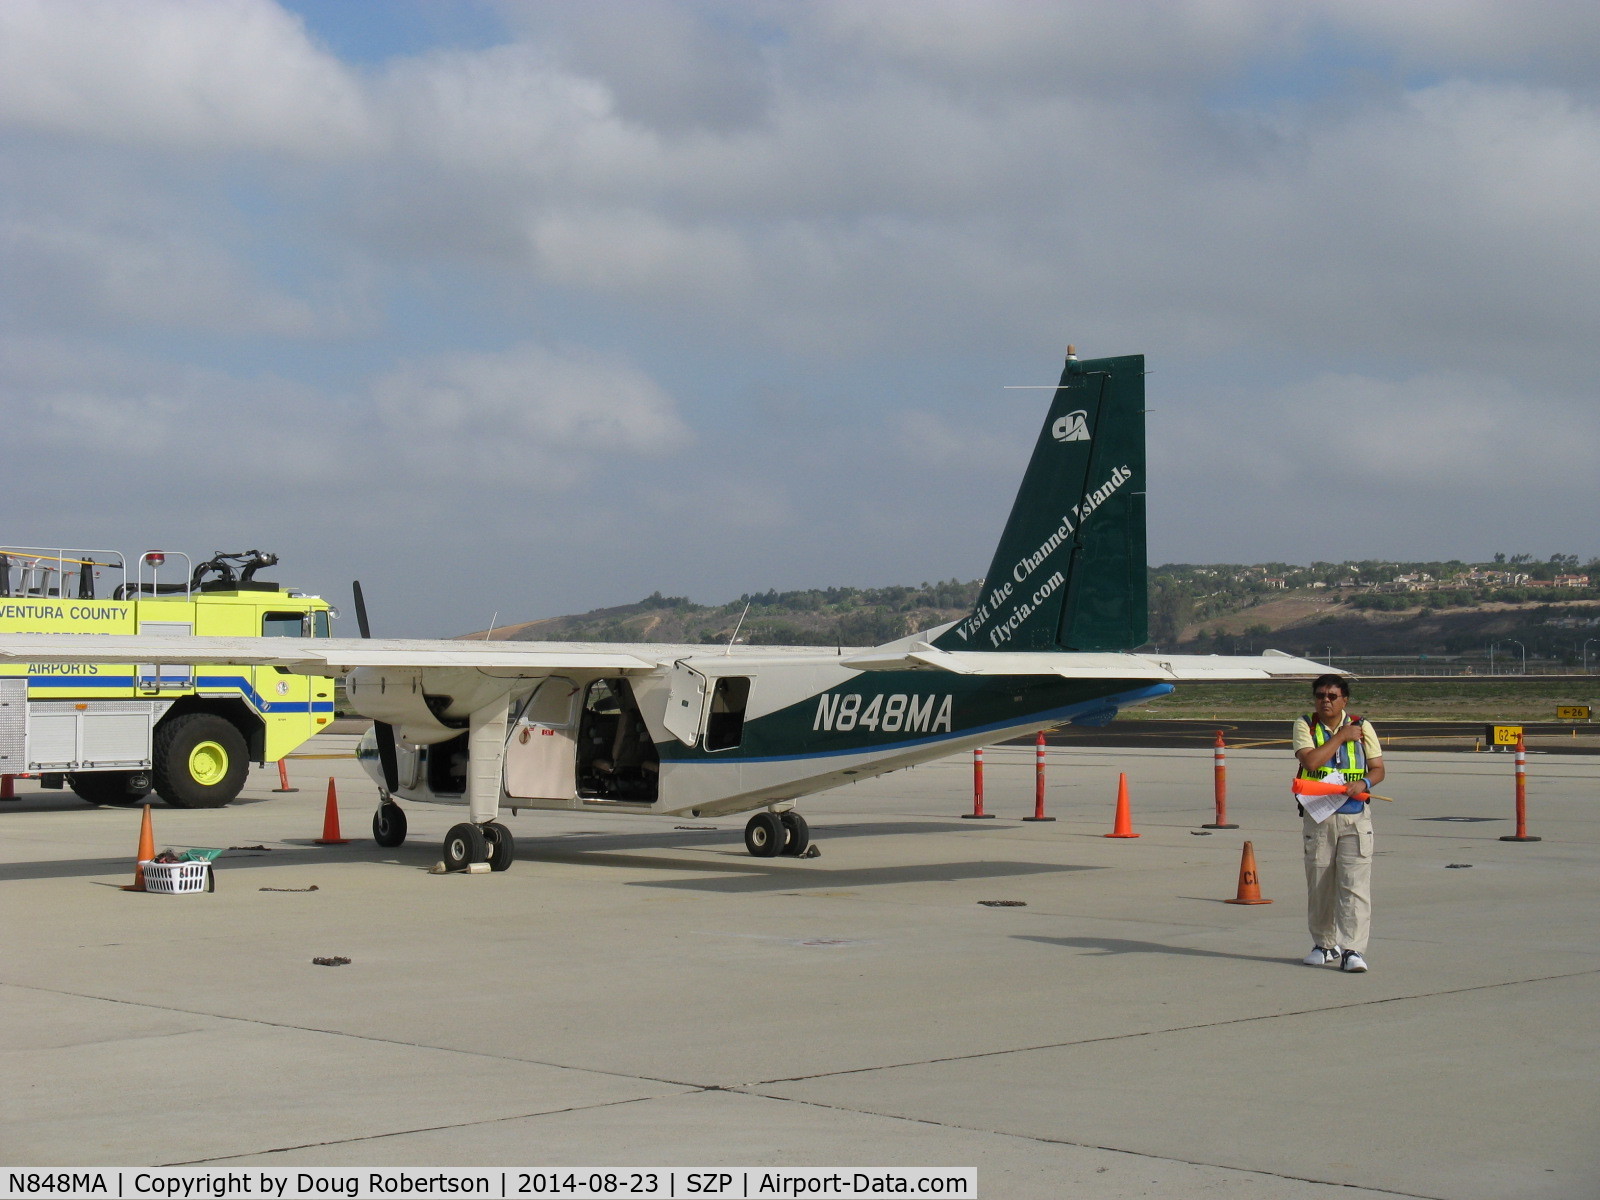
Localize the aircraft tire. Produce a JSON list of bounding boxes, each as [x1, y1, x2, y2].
[[153, 713, 248, 808], [779, 811, 810, 857], [483, 821, 515, 871], [443, 822, 487, 871], [744, 811, 785, 857], [373, 802, 408, 848], [69, 771, 152, 806]]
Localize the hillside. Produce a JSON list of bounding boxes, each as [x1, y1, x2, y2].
[[476, 581, 982, 648], [467, 556, 1600, 669]]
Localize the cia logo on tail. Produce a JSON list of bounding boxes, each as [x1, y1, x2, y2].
[[1052, 410, 1091, 442]]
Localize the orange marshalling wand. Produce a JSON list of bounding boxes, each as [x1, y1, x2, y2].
[[1292, 778, 1394, 802]]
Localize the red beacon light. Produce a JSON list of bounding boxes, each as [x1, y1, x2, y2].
[[143, 552, 166, 567]]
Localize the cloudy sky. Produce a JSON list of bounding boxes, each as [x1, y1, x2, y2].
[[3, 1, 1597, 635]]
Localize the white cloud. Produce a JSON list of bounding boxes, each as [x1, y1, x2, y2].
[[4, 1, 1600, 629], [0, 0, 368, 156], [369, 343, 693, 485], [3, 214, 337, 336]]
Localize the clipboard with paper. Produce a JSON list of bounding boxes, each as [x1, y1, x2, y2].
[[1293, 772, 1394, 823]]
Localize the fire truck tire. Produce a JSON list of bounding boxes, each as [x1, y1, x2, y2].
[[69, 771, 152, 806], [153, 714, 249, 808]]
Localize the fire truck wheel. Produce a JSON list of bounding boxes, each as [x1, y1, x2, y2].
[[483, 821, 515, 871], [69, 771, 152, 806], [443, 822, 487, 871], [373, 802, 408, 848], [153, 714, 249, 808]]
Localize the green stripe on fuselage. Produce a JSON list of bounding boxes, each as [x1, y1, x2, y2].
[[655, 672, 1150, 762]]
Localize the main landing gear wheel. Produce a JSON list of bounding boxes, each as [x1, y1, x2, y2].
[[483, 821, 515, 871], [779, 811, 810, 857], [373, 801, 408, 848], [744, 811, 785, 857], [70, 771, 152, 806], [443, 822, 487, 871]]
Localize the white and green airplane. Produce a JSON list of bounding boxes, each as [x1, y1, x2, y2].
[[0, 349, 1325, 871]]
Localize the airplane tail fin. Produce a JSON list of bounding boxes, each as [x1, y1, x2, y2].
[[931, 350, 1146, 653]]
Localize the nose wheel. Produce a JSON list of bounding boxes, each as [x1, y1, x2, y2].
[[373, 800, 408, 848]]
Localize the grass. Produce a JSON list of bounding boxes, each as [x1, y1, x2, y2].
[[1130, 677, 1600, 723]]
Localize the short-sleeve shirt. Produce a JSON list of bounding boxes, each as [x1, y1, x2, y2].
[[1293, 714, 1383, 813]]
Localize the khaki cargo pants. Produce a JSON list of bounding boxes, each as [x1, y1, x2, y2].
[[1302, 806, 1373, 955]]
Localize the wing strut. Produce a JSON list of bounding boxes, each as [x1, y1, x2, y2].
[[466, 697, 509, 825]]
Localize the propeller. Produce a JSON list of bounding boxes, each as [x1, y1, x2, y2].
[[352, 580, 401, 794]]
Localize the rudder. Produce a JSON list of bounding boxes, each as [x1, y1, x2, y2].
[[932, 350, 1147, 653]]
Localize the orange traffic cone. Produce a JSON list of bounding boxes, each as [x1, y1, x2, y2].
[[1224, 840, 1273, 904], [122, 804, 156, 891], [315, 777, 349, 845], [1104, 772, 1139, 838]]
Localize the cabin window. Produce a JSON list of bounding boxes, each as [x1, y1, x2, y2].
[[262, 611, 308, 637], [312, 610, 331, 638], [704, 676, 751, 752]]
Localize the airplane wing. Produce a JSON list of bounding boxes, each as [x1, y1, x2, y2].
[[840, 644, 1332, 679], [0, 634, 665, 676]]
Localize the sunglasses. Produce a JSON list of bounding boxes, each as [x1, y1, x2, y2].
[[1313, 691, 1345, 700]]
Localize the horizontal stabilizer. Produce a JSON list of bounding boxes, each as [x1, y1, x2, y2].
[[841, 645, 1331, 681]]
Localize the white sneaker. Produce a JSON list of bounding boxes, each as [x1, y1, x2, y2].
[[1341, 950, 1368, 973], [1302, 946, 1342, 967]]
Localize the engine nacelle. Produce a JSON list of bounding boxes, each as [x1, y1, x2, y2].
[[345, 667, 519, 745]]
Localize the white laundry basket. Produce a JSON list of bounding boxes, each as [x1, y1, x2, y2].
[[140, 860, 212, 893]]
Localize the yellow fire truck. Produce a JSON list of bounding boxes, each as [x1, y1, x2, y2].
[[0, 547, 336, 807]]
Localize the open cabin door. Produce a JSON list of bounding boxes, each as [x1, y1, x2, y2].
[[663, 660, 709, 746], [504, 677, 579, 800]]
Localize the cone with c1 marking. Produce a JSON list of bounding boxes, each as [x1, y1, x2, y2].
[[1224, 839, 1272, 904], [315, 776, 349, 845], [122, 803, 156, 891], [1104, 772, 1139, 838]]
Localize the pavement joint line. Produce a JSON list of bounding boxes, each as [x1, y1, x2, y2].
[[0, 979, 710, 1093], [742, 967, 1600, 1087], [721, 1089, 1446, 1200], [159, 1095, 672, 1167], [163, 1074, 1445, 1198]]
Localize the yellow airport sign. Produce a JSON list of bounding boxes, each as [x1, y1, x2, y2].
[[1486, 724, 1523, 746], [1556, 705, 1591, 721]]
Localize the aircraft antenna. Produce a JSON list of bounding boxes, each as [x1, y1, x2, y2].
[[483, 611, 498, 641], [726, 602, 750, 654]]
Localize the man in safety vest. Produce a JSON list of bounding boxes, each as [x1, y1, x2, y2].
[[1293, 674, 1386, 972]]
